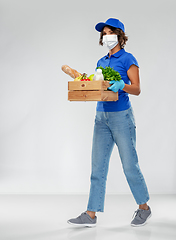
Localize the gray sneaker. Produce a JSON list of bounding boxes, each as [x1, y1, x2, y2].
[[131, 206, 152, 227], [67, 211, 97, 227]]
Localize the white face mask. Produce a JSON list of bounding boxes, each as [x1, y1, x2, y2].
[[102, 35, 118, 50]]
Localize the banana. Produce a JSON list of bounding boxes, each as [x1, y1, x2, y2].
[[74, 75, 83, 81]]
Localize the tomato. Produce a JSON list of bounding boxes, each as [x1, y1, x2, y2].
[[80, 79, 90, 81]]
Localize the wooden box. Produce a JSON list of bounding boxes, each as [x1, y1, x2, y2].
[[68, 80, 118, 101]]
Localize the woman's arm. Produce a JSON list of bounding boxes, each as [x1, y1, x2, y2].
[[123, 65, 141, 96]]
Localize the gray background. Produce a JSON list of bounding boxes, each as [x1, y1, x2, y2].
[[0, 0, 176, 194]]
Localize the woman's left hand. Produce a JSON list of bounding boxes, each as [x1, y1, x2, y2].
[[108, 80, 125, 92]]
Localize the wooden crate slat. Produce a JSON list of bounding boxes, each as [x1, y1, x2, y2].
[[68, 90, 118, 101], [68, 80, 110, 91]]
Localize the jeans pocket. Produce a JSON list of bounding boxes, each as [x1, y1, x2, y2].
[[95, 111, 104, 123]]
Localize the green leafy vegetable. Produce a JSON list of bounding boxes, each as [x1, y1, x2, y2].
[[96, 66, 121, 81]]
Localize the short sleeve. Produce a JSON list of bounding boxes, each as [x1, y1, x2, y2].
[[124, 53, 139, 71]]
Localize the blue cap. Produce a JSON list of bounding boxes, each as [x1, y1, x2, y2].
[[95, 18, 125, 32]]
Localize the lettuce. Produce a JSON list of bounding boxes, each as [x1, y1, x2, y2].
[[96, 66, 121, 81]]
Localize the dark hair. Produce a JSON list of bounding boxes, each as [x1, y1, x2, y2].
[[99, 26, 128, 49]]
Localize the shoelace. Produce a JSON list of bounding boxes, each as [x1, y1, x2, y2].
[[132, 209, 144, 220]]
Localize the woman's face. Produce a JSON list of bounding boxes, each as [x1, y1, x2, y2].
[[102, 26, 116, 36]]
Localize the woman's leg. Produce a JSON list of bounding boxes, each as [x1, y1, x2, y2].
[[87, 111, 115, 213], [86, 210, 96, 219], [110, 108, 150, 205]]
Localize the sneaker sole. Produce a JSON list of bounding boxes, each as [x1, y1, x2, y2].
[[67, 220, 96, 228], [131, 213, 152, 227]]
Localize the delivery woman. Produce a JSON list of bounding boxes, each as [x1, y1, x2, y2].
[[67, 18, 152, 227]]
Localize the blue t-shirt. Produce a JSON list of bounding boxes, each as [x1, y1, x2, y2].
[[96, 48, 139, 112]]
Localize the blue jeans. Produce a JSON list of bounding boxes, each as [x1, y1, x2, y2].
[[87, 107, 149, 212]]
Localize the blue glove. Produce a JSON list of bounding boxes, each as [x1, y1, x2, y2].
[[108, 80, 125, 92]]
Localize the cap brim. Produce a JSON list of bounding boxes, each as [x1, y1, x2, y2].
[[95, 22, 107, 32]]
